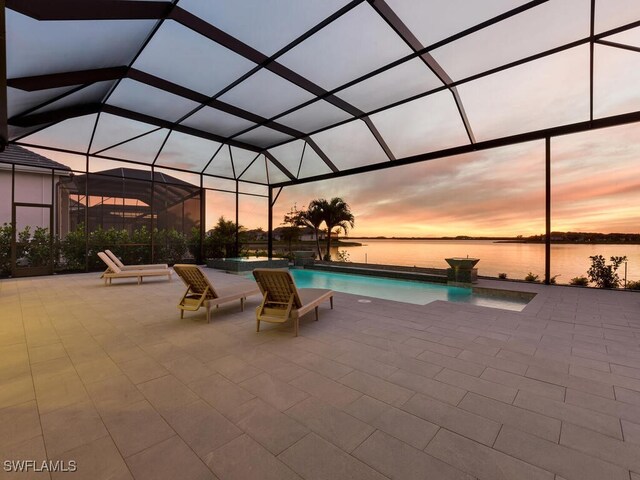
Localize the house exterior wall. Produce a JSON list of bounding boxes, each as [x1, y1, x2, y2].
[[0, 167, 67, 234]]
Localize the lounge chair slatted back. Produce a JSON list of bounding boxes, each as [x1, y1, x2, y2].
[[173, 264, 259, 323], [105, 249, 168, 271], [98, 252, 171, 285], [98, 252, 121, 274], [252, 269, 303, 309], [105, 250, 126, 269], [174, 264, 219, 300], [252, 268, 333, 337]]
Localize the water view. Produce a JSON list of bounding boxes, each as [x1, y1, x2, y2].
[[289, 268, 529, 311], [333, 239, 640, 283]]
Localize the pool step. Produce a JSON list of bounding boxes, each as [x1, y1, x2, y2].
[[307, 264, 448, 284]]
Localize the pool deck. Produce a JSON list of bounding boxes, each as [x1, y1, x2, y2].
[[1, 270, 639, 480]]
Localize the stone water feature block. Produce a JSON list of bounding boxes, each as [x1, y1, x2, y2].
[[293, 251, 315, 267], [445, 257, 479, 285]]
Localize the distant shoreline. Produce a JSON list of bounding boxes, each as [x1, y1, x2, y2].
[[345, 236, 640, 245]]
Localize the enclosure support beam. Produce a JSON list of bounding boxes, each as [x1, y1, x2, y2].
[[589, 0, 595, 123], [200, 174, 205, 264], [545, 137, 551, 285], [235, 180, 239, 258], [268, 187, 273, 260], [272, 109, 640, 188], [0, 0, 8, 150], [369, 0, 476, 144], [84, 155, 89, 272], [150, 165, 155, 263]]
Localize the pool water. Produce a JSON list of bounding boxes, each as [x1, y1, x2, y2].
[[287, 269, 529, 311]]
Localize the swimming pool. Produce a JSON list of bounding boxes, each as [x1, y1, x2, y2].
[[285, 268, 530, 311]]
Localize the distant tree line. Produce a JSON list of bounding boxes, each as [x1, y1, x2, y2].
[[523, 232, 640, 244]]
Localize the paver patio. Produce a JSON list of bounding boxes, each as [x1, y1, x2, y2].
[[1, 269, 639, 480]]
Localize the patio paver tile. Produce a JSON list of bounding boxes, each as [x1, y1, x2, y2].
[[458, 392, 561, 442], [525, 365, 614, 399], [126, 435, 215, 480], [560, 422, 640, 472], [40, 401, 108, 457], [0, 400, 42, 449], [480, 367, 565, 401], [189, 374, 255, 416], [51, 435, 132, 480], [101, 399, 175, 457], [386, 370, 467, 405], [84, 374, 144, 413], [207, 434, 300, 480], [353, 430, 473, 480], [117, 356, 169, 385], [402, 393, 501, 446], [339, 371, 414, 406], [163, 399, 243, 459], [416, 350, 485, 377], [136, 375, 199, 415], [342, 395, 389, 423], [279, 433, 386, 480], [494, 426, 629, 480], [371, 406, 439, 450], [240, 373, 308, 411], [513, 390, 622, 439], [434, 368, 518, 404], [286, 396, 374, 453], [426, 428, 554, 480], [289, 371, 362, 408]]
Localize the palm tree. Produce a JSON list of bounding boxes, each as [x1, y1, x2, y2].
[[321, 197, 354, 261], [299, 200, 325, 260]]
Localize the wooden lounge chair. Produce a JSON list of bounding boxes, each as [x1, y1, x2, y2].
[[252, 268, 334, 337], [98, 252, 172, 285], [105, 249, 168, 271], [173, 264, 260, 323]]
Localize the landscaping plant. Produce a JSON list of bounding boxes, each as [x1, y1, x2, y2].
[[587, 255, 627, 289]]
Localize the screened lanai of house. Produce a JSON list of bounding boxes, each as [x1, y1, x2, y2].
[[1, 0, 640, 281]]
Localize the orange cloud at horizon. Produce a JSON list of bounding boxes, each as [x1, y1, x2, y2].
[[271, 122, 640, 237]]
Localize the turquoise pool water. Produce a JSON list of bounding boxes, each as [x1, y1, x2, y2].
[[266, 269, 529, 311]]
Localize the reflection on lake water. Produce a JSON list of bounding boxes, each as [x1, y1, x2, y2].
[[331, 239, 640, 283]]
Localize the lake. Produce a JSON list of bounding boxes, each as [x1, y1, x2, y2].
[[331, 239, 640, 283]]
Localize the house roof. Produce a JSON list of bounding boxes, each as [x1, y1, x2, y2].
[[71, 167, 198, 207], [0, 144, 71, 171]]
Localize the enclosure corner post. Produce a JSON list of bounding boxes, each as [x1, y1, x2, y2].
[[268, 187, 273, 260], [544, 136, 551, 285]]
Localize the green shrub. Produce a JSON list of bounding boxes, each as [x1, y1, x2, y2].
[[626, 280, 640, 291], [549, 274, 560, 285], [60, 223, 86, 271], [498, 272, 507, 279], [14, 226, 53, 268], [524, 272, 540, 282], [188, 227, 202, 263], [129, 225, 151, 264], [587, 255, 627, 289], [154, 228, 188, 265], [0, 223, 12, 276], [29, 226, 53, 267], [202, 217, 244, 259], [570, 276, 589, 286], [336, 250, 350, 262], [87, 226, 128, 269]]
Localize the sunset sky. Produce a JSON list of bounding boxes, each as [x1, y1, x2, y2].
[[271, 122, 640, 238]]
